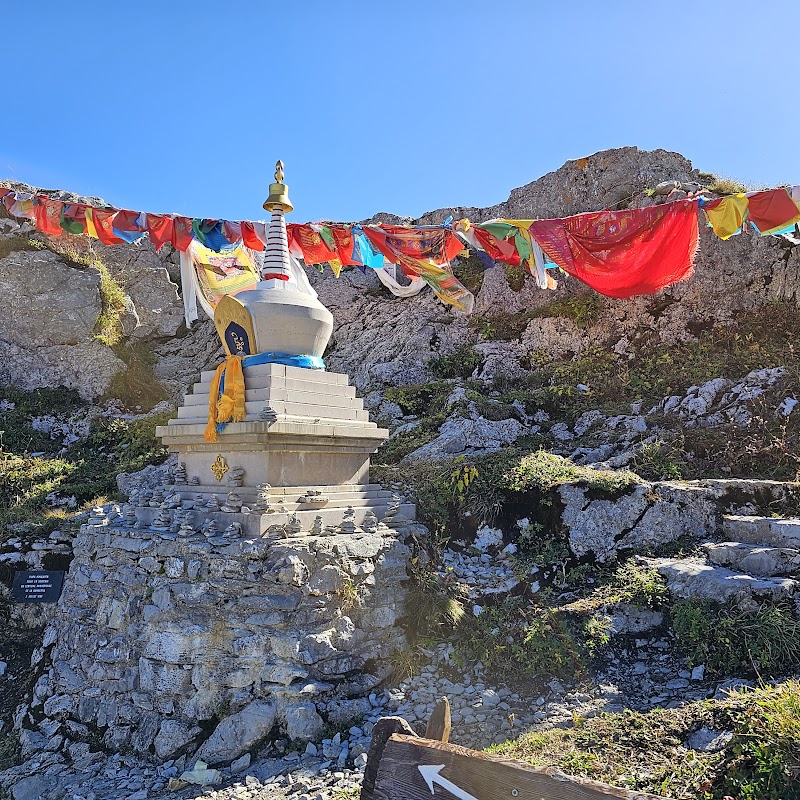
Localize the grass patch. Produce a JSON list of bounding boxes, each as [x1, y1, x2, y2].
[[427, 345, 483, 379], [453, 598, 584, 685], [0, 235, 47, 261], [383, 382, 451, 417], [374, 448, 638, 538], [0, 388, 171, 540], [472, 311, 533, 341], [489, 681, 800, 800], [703, 175, 750, 195], [530, 293, 605, 329], [672, 599, 800, 678], [502, 263, 527, 292], [46, 238, 128, 346]]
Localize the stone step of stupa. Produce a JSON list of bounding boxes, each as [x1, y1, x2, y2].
[[722, 515, 800, 548], [183, 387, 362, 409], [176, 400, 369, 423], [127, 503, 416, 536], [199, 363, 349, 386], [191, 375, 357, 398], [170, 482, 392, 497], [168, 487, 395, 507], [703, 541, 800, 578]]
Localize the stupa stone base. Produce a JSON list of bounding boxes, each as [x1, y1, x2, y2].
[[157, 362, 394, 498], [27, 513, 416, 763]]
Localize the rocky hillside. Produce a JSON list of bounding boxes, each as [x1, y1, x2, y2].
[[2, 148, 800, 800]]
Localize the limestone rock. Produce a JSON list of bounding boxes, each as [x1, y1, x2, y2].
[[154, 718, 202, 760], [282, 701, 324, 741], [1, 248, 101, 345], [195, 699, 278, 765]]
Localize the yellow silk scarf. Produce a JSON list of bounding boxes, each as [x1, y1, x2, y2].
[[204, 355, 246, 442]]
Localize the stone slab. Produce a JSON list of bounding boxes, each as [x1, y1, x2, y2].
[[722, 515, 800, 548]]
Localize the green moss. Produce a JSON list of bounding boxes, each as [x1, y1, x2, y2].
[[489, 681, 800, 800], [530, 293, 605, 329], [471, 311, 533, 341], [503, 450, 640, 494], [383, 382, 451, 416], [105, 340, 168, 412]]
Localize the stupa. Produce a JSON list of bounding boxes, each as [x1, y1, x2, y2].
[[156, 162, 415, 534]]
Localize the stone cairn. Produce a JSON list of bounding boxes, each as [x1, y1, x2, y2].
[[253, 483, 273, 513], [310, 515, 325, 536], [87, 507, 108, 528], [226, 466, 245, 488], [174, 462, 188, 485], [149, 487, 165, 508], [206, 495, 221, 512], [189, 475, 200, 486], [221, 492, 242, 513], [338, 506, 358, 535], [362, 510, 379, 534], [150, 506, 172, 531], [285, 513, 303, 537], [223, 522, 242, 539], [138, 489, 153, 508], [121, 504, 138, 528], [382, 494, 402, 526]]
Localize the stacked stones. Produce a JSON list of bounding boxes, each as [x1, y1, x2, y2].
[[24, 491, 416, 765]]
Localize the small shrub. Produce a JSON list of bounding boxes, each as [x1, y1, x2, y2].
[[451, 252, 486, 294], [453, 598, 583, 684], [427, 346, 483, 379], [672, 599, 800, 677], [404, 559, 465, 640], [704, 175, 750, 195]]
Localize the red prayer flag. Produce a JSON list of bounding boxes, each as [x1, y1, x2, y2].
[[90, 208, 126, 245], [529, 200, 699, 299], [171, 216, 193, 251], [34, 197, 64, 236], [113, 209, 142, 232], [241, 221, 265, 251], [291, 224, 338, 265], [471, 227, 522, 266], [363, 226, 464, 266], [331, 226, 359, 265], [146, 214, 174, 251], [747, 188, 800, 234]]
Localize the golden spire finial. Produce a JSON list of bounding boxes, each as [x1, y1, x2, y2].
[[263, 159, 293, 213]]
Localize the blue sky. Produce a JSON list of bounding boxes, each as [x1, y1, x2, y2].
[[2, 1, 796, 223]]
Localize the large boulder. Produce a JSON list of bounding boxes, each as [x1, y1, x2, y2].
[[195, 699, 278, 765]]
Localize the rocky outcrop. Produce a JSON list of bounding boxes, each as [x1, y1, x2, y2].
[[25, 515, 413, 763], [559, 478, 800, 563]]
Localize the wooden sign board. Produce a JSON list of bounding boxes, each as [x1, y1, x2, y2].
[[11, 570, 65, 603], [372, 734, 667, 800], [214, 295, 256, 357]]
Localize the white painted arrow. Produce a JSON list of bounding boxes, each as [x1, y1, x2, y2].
[[418, 764, 479, 800]]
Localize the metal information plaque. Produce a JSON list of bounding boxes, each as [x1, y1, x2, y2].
[[10, 570, 65, 603]]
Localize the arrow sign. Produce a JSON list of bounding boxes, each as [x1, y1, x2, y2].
[[418, 764, 479, 800]]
